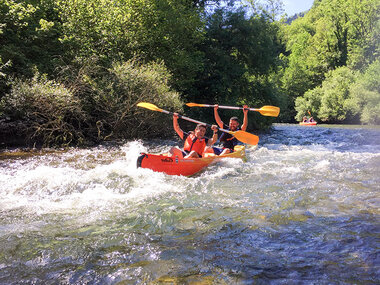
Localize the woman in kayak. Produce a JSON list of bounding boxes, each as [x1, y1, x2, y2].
[[211, 104, 248, 156], [169, 113, 218, 158]]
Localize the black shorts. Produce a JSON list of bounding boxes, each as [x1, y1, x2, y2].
[[212, 147, 233, 155]]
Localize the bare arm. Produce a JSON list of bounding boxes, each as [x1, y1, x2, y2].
[[208, 125, 218, 146], [214, 105, 224, 128], [173, 113, 184, 139], [241, 105, 248, 131]]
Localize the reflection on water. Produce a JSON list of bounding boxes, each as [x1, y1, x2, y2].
[[0, 125, 379, 283]]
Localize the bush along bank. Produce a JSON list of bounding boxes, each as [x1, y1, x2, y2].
[[0, 59, 183, 148]]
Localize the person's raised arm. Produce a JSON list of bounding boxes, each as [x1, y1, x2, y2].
[[241, 105, 248, 131], [173, 113, 184, 139], [208, 125, 218, 146], [214, 104, 224, 128]]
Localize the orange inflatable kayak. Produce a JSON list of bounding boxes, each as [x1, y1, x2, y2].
[[299, 121, 317, 126], [137, 145, 246, 176]]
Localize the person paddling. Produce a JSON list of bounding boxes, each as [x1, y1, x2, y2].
[[212, 104, 248, 156], [169, 113, 218, 158]]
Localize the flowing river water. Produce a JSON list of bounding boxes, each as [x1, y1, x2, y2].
[[0, 124, 379, 284]]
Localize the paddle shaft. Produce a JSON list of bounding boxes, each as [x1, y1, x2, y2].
[[191, 104, 260, 112], [137, 102, 259, 145], [162, 109, 232, 134]]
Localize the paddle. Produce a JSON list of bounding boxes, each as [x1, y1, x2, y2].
[[186, 102, 280, 117], [137, 102, 259, 145]]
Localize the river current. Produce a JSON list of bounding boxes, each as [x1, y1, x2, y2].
[[0, 124, 379, 284]]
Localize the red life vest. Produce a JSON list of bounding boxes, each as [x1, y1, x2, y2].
[[183, 133, 207, 156]]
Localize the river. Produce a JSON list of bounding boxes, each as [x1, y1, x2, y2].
[[0, 124, 379, 284]]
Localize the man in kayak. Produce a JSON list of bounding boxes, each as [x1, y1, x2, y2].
[[169, 113, 218, 158], [212, 104, 248, 156]]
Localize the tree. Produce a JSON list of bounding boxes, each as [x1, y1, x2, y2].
[[281, 0, 379, 123], [0, 0, 64, 94], [57, 0, 205, 94], [318, 66, 357, 122], [348, 59, 380, 124], [294, 86, 322, 122], [280, 15, 322, 100], [190, 7, 280, 102], [346, 0, 379, 70], [242, 0, 284, 22], [295, 66, 357, 123]]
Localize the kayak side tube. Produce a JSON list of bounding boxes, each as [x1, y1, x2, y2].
[[136, 145, 246, 176]]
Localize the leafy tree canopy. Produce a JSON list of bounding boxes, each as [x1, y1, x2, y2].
[[283, 0, 379, 124]]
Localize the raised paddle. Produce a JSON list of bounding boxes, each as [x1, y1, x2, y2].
[[186, 102, 280, 117], [137, 102, 259, 145]]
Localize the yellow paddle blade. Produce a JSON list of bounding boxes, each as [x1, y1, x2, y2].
[[186, 102, 207, 107], [232, 130, 259, 145], [137, 102, 163, 113], [258, 106, 280, 117]]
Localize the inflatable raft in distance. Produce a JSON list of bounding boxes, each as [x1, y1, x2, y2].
[[299, 121, 317, 126]]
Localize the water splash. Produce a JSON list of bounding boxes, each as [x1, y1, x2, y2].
[[0, 125, 379, 283]]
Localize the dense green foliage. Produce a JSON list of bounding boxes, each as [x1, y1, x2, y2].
[[0, 0, 378, 146], [282, 0, 379, 123], [56, 0, 205, 94], [71, 58, 183, 141], [348, 59, 380, 124], [1, 74, 86, 146], [0, 0, 63, 94], [0, 59, 182, 146], [294, 66, 358, 123], [187, 6, 283, 128]]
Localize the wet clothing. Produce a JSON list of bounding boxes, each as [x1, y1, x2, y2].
[[182, 132, 209, 157]]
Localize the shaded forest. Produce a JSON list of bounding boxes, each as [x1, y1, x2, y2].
[[0, 0, 379, 147]]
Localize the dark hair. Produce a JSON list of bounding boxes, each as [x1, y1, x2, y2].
[[230, 116, 239, 122], [196, 123, 207, 130]]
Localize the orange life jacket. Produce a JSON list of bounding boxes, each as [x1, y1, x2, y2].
[[183, 133, 207, 156]]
